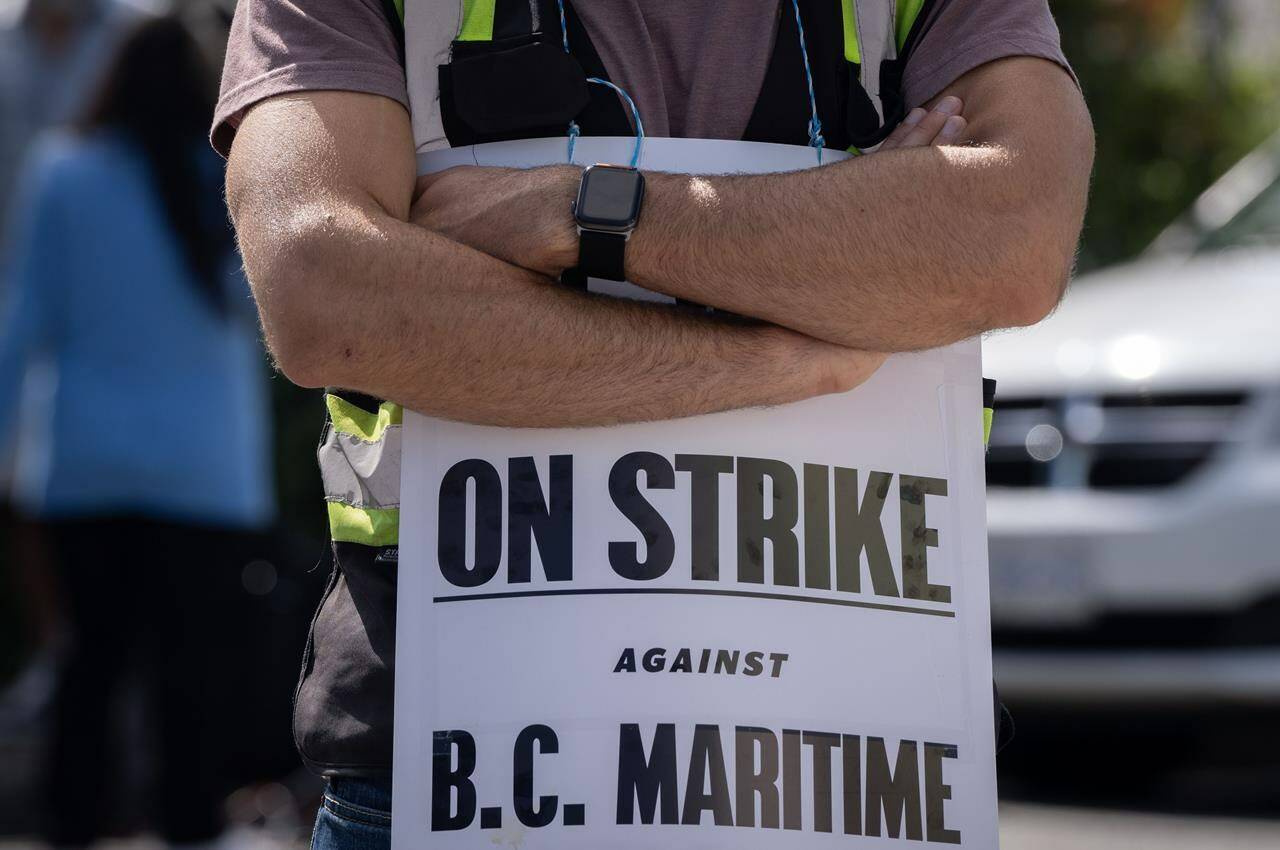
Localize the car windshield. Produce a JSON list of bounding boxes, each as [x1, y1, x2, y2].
[[1194, 174, 1280, 254]]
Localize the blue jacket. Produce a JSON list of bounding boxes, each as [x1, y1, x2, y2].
[[0, 132, 274, 527]]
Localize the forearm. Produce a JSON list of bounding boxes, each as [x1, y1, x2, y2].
[[626, 142, 1065, 350], [623, 59, 1091, 350]]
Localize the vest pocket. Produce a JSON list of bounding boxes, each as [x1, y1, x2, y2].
[[439, 35, 589, 145]]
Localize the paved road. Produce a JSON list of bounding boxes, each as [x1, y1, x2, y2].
[[1000, 803, 1280, 850], [4, 805, 1280, 849]]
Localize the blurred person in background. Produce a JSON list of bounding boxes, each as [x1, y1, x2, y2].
[[0, 0, 126, 241], [0, 11, 274, 848], [0, 0, 147, 726]]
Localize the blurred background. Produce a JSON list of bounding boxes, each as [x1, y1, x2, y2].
[[0, 0, 1276, 847]]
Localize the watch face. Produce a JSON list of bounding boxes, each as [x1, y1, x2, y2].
[[576, 165, 645, 230]]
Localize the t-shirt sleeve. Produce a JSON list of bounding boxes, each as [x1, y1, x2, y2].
[[211, 0, 408, 157], [902, 0, 1078, 111]]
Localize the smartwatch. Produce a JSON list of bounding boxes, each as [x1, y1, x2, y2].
[[572, 164, 645, 282]]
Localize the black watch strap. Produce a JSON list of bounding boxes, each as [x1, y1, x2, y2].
[[577, 229, 628, 281]]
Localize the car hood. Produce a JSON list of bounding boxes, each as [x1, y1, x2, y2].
[[982, 248, 1280, 397]]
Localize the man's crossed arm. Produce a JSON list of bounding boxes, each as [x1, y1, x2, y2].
[[226, 92, 885, 427], [225, 55, 1091, 427], [414, 56, 1093, 352]]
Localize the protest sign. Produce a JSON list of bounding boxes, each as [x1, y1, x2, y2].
[[392, 137, 998, 848]]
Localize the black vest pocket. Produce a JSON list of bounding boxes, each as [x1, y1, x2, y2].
[[440, 36, 589, 145]]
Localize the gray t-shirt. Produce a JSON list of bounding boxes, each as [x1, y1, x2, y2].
[[213, 0, 1074, 155]]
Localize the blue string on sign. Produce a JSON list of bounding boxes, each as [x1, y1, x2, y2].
[[556, 0, 644, 167], [790, 0, 826, 162], [557, 0, 571, 53], [586, 77, 644, 167], [567, 120, 581, 163]]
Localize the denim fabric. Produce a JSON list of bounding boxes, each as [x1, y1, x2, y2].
[[311, 779, 392, 850]]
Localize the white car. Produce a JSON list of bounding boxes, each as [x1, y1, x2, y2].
[[983, 134, 1280, 709]]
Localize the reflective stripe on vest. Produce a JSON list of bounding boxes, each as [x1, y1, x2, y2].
[[842, 0, 929, 63], [982, 377, 997, 450], [845, 0, 897, 125], [458, 0, 495, 40], [320, 394, 403, 546]]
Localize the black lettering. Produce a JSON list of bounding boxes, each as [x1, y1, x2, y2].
[[438, 460, 503, 588], [743, 651, 765, 677], [609, 452, 676, 580], [699, 649, 711, 673], [782, 729, 802, 831], [713, 649, 739, 675], [842, 734, 863, 836], [865, 737, 923, 840], [834, 468, 898, 597], [675, 454, 734, 581], [900, 475, 951, 603], [614, 648, 636, 673], [508, 456, 572, 583], [431, 730, 477, 831], [670, 648, 693, 673], [803, 463, 832, 589], [682, 725, 733, 826], [924, 742, 962, 844], [803, 732, 841, 833], [514, 725, 559, 828], [617, 724, 679, 825], [642, 648, 666, 673], [735, 727, 779, 829], [737, 458, 800, 586], [768, 652, 789, 678]]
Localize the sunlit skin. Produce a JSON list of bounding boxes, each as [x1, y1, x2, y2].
[[226, 56, 1091, 427]]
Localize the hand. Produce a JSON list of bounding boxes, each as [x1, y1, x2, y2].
[[804, 340, 889, 397], [877, 95, 967, 151], [412, 164, 580, 277], [757, 325, 889, 398], [761, 94, 962, 398]]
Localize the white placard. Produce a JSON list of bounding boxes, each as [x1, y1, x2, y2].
[[393, 137, 998, 848]]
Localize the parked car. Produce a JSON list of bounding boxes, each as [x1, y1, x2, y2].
[[983, 132, 1280, 711]]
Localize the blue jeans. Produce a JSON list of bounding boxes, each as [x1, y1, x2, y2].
[[311, 779, 392, 850]]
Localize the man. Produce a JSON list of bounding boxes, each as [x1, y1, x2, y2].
[[214, 0, 1092, 845]]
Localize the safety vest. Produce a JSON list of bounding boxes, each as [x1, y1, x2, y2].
[[319, 0, 987, 552]]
